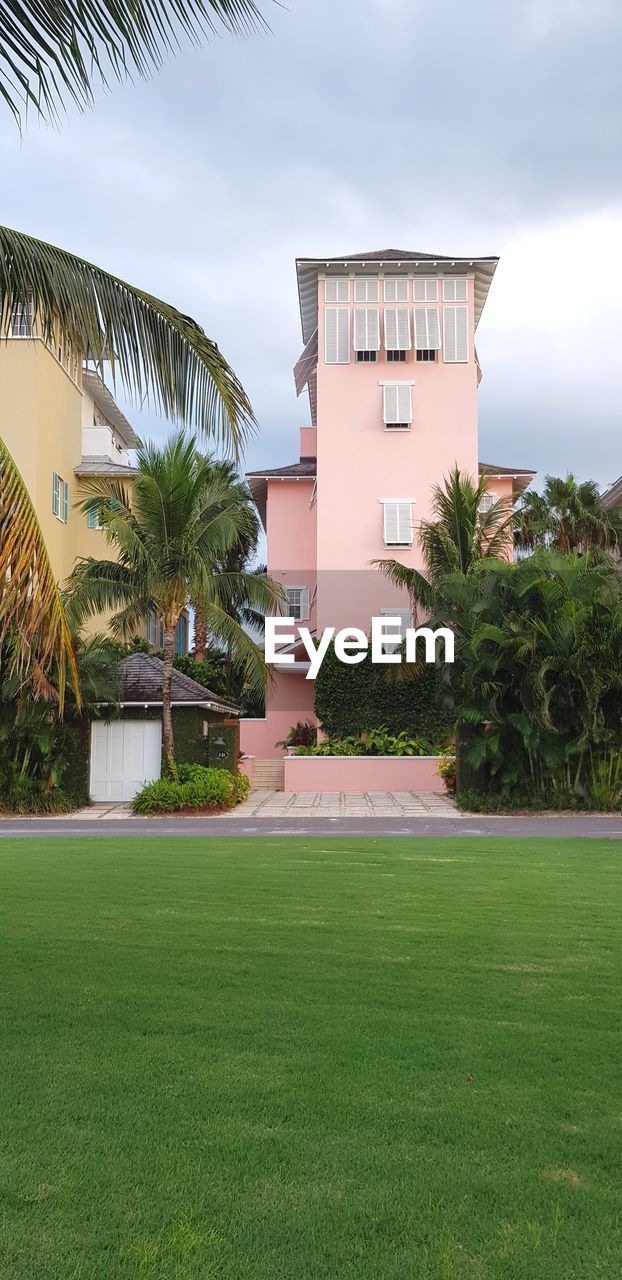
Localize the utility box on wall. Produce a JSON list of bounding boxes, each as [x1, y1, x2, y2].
[[207, 720, 239, 773]]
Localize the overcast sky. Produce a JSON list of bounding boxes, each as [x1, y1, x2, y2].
[[1, 0, 621, 488]]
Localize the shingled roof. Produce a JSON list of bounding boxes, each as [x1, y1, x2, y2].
[[479, 461, 536, 498], [118, 653, 239, 714]]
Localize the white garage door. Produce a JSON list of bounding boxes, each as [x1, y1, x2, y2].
[[90, 720, 162, 802]]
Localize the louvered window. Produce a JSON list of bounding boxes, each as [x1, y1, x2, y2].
[[383, 384, 412, 429], [353, 308, 380, 352], [383, 278, 408, 303], [478, 492, 497, 514], [324, 277, 349, 303], [442, 277, 468, 302], [382, 502, 413, 546], [384, 307, 411, 351], [443, 306, 468, 362], [413, 308, 441, 351], [285, 586, 310, 621], [10, 297, 33, 336], [380, 607, 413, 652], [52, 473, 68, 523], [325, 308, 350, 363], [354, 277, 379, 302], [413, 278, 438, 302], [87, 504, 102, 530]]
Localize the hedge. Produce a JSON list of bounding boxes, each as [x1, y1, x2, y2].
[[314, 643, 453, 743]]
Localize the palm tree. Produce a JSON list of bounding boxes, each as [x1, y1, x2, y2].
[[374, 467, 514, 614], [516, 474, 622, 555], [0, 223, 257, 688], [66, 433, 282, 771], [1, 0, 270, 128], [192, 458, 263, 665]]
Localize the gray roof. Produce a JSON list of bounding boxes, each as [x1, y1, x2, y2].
[[82, 369, 140, 447], [479, 461, 536, 498], [119, 652, 239, 714], [74, 457, 137, 477], [602, 476, 622, 509], [296, 248, 500, 344], [246, 458, 317, 530]]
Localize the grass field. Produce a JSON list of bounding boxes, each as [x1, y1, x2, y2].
[[1, 836, 621, 1279]]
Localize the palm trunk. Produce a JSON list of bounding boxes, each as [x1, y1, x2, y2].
[[162, 624, 176, 775], [194, 602, 207, 662]]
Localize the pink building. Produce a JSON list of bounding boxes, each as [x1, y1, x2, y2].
[[242, 249, 534, 765]]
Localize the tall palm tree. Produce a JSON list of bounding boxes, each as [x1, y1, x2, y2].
[[0, 223, 256, 688], [1, 0, 271, 128], [192, 458, 263, 664], [374, 467, 514, 614], [516, 474, 622, 555], [66, 433, 282, 770]]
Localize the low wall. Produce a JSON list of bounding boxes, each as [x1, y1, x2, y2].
[[238, 757, 254, 785], [283, 756, 448, 793]]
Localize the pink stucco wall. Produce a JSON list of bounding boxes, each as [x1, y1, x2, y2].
[[240, 670, 317, 759], [283, 755, 448, 792]]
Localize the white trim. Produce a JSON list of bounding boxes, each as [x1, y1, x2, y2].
[[378, 497, 416, 503], [378, 380, 415, 386]]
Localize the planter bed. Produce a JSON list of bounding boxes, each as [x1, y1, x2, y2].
[[283, 755, 449, 793]]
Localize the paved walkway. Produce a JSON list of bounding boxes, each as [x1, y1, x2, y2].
[[236, 789, 459, 818]]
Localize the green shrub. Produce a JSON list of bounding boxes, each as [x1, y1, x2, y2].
[[314, 642, 452, 743], [131, 766, 249, 815], [295, 728, 443, 758]]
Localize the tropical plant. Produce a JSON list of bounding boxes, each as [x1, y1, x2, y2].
[[440, 550, 622, 808], [1, 0, 270, 128], [66, 433, 283, 770], [516, 474, 622, 555], [295, 729, 440, 758], [131, 764, 247, 814], [275, 720, 317, 751], [374, 467, 514, 615]]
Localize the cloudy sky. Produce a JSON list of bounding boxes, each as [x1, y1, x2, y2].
[[1, 0, 621, 487]]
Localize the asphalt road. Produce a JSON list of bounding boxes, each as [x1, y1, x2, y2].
[[1, 815, 622, 838]]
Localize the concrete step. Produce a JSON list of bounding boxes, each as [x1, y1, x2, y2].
[[251, 758, 285, 791]]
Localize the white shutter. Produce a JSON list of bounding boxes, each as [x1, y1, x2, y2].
[[414, 308, 441, 350], [442, 277, 468, 302], [443, 306, 468, 362], [413, 277, 438, 302], [383, 502, 412, 545], [299, 587, 310, 621], [353, 308, 380, 351], [354, 277, 379, 302], [478, 492, 496, 514], [383, 384, 412, 426], [325, 277, 349, 303], [383, 278, 408, 303], [383, 307, 411, 350], [325, 308, 350, 363]]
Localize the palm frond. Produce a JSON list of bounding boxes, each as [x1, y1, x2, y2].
[[0, 225, 255, 453], [0, 436, 79, 709], [0, 0, 271, 128]]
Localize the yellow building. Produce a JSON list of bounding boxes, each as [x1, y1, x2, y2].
[[0, 302, 188, 652]]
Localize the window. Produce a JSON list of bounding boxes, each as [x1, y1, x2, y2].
[[52, 472, 68, 523], [325, 307, 350, 363], [285, 586, 310, 621], [478, 492, 497, 514], [353, 308, 380, 353], [413, 277, 438, 302], [387, 349, 407, 362], [87, 505, 102, 530], [9, 298, 32, 337], [175, 616, 188, 655], [354, 277, 379, 302], [324, 277, 349, 303], [383, 278, 408, 303], [413, 307, 441, 351], [442, 277, 468, 302], [380, 607, 413, 652], [357, 350, 377, 362], [382, 501, 413, 546], [383, 384, 412, 429], [416, 349, 436, 362], [384, 308, 411, 351], [443, 306, 468, 362]]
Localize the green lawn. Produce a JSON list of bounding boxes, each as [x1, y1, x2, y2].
[[1, 837, 621, 1279]]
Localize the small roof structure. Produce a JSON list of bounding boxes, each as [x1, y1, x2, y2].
[[74, 457, 137, 477], [246, 458, 317, 528], [479, 461, 536, 499], [82, 369, 140, 448], [602, 476, 622, 509], [117, 652, 239, 715]]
